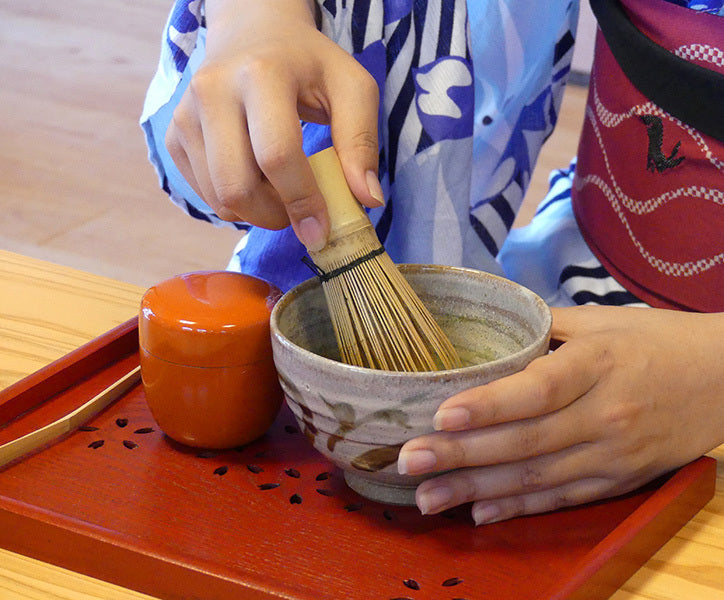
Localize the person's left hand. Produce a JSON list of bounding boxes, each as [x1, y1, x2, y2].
[[397, 306, 724, 525]]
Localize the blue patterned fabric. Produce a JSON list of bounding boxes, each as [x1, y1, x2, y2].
[[498, 161, 649, 307], [141, 0, 578, 292], [679, 0, 724, 15]]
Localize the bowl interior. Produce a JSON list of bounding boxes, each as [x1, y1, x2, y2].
[[272, 264, 550, 372]]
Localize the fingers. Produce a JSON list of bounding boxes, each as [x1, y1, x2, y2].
[[194, 69, 290, 228], [398, 306, 724, 525], [165, 96, 211, 209], [240, 53, 382, 248], [414, 445, 597, 514], [470, 479, 615, 525], [240, 65, 335, 250], [165, 19, 382, 249], [412, 445, 618, 523], [432, 340, 600, 433], [397, 339, 608, 477], [166, 69, 291, 228], [398, 395, 594, 477]]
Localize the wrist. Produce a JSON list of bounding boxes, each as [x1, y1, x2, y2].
[[205, 0, 318, 32]]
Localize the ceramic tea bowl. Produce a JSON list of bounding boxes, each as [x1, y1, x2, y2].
[[269, 264, 552, 506]]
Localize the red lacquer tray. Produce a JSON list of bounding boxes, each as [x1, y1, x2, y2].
[[0, 319, 716, 600]]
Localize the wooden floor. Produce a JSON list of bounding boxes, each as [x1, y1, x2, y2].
[[0, 0, 587, 290]]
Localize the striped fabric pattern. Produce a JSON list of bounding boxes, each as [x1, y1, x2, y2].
[[499, 160, 649, 308]]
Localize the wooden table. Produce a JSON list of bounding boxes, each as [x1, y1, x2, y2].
[[1, 249, 723, 600]]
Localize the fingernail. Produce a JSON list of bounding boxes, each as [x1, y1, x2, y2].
[[397, 449, 437, 475], [365, 170, 385, 206], [297, 216, 327, 252], [472, 504, 502, 526], [433, 407, 470, 431], [417, 485, 453, 515]]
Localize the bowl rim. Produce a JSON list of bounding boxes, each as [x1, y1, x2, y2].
[[269, 264, 552, 378]]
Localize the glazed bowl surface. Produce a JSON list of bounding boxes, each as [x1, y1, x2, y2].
[[270, 264, 552, 505]]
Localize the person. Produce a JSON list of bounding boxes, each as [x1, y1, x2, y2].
[[141, 0, 724, 525]]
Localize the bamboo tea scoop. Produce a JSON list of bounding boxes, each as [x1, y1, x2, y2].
[[0, 365, 141, 468]]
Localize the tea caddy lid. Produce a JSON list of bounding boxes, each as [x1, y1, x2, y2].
[[140, 271, 282, 368]]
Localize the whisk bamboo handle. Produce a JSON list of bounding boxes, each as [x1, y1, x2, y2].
[[307, 147, 371, 244]]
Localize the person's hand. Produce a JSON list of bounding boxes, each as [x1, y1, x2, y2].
[[397, 306, 724, 525], [165, 0, 383, 251]]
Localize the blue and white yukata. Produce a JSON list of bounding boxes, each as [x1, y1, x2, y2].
[[140, 0, 722, 307]]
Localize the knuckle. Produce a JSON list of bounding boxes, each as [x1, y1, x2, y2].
[[351, 64, 379, 96], [457, 471, 482, 504], [516, 425, 542, 457], [551, 487, 571, 510], [346, 129, 380, 155], [281, 189, 318, 220], [188, 65, 224, 104], [237, 54, 282, 86], [531, 488, 570, 514], [604, 399, 642, 438], [504, 496, 528, 520], [167, 106, 195, 149], [604, 405, 630, 434], [518, 462, 544, 491], [525, 359, 563, 412], [480, 399, 501, 425], [438, 433, 473, 469], [337, 55, 378, 93], [214, 206, 241, 222], [255, 140, 297, 175], [214, 181, 254, 215], [514, 489, 568, 519], [164, 127, 182, 157], [169, 102, 191, 130]]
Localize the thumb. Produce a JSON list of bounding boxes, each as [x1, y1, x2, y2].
[[328, 69, 384, 209]]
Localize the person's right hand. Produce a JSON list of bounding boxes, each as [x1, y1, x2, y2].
[[165, 0, 383, 251]]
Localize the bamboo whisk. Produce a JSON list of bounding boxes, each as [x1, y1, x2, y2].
[[303, 147, 462, 372]]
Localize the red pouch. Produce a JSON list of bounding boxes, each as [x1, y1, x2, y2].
[[572, 0, 724, 311]]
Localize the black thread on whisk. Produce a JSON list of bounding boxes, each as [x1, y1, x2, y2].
[[301, 246, 385, 283]]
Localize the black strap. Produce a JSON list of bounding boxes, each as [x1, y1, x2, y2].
[[301, 246, 386, 283], [590, 0, 724, 142]]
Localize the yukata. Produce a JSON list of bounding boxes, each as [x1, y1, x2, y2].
[[141, 0, 578, 293], [141, 0, 724, 309]]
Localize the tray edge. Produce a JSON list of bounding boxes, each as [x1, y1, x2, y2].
[[546, 455, 717, 600]]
